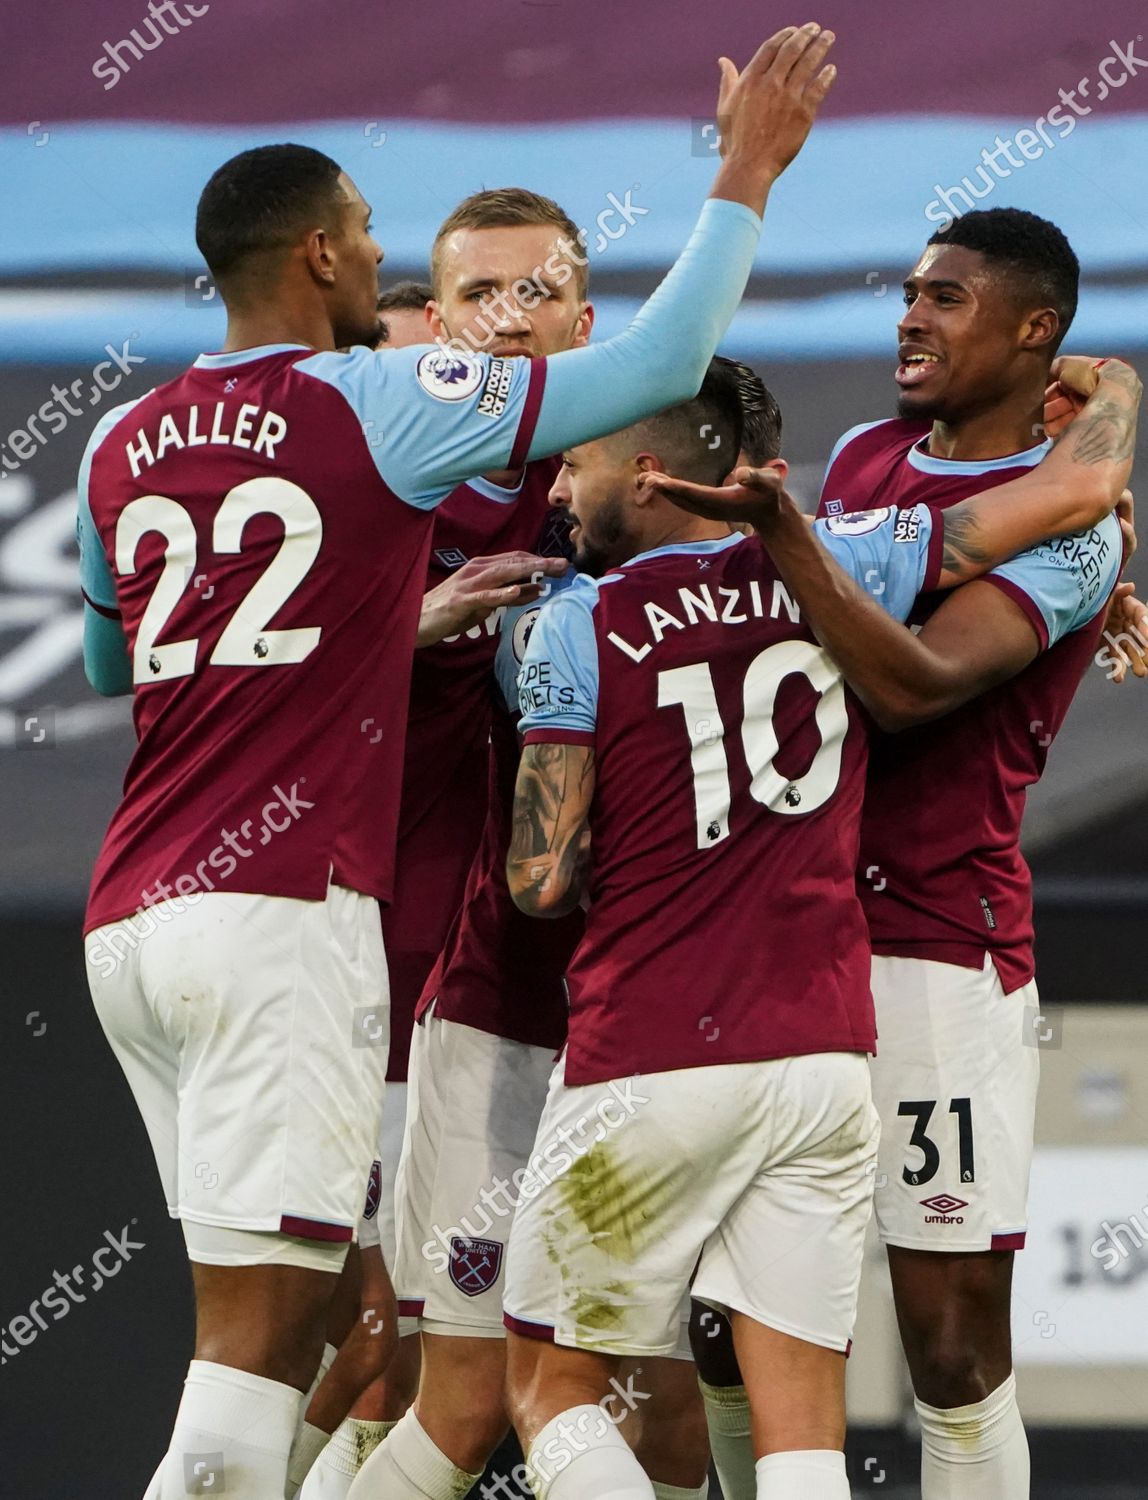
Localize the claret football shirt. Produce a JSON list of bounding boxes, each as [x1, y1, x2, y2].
[[517, 510, 943, 1085]]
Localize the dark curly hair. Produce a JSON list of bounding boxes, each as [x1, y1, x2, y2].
[[927, 207, 1079, 351]]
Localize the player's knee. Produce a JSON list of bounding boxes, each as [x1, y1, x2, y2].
[[908, 1328, 986, 1407], [347, 1304, 399, 1384], [429, 1383, 509, 1467]]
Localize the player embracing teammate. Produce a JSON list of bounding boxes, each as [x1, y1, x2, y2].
[[498, 341, 1134, 1500]]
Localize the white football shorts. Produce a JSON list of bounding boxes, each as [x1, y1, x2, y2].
[[85, 885, 389, 1260], [504, 1051, 879, 1358], [394, 1004, 555, 1336], [869, 954, 1039, 1252]]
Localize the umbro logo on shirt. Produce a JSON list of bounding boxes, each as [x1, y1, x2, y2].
[[434, 547, 469, 570]]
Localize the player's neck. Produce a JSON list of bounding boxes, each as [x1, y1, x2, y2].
[[924, 397, 1045, 464], [220, 308, 336, 356], [645, 518, 732, 553]]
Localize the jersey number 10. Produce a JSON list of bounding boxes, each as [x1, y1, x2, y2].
[[658, 640, 849, 850]]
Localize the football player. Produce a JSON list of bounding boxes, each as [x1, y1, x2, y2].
[[499, 353, 1130, 1500]]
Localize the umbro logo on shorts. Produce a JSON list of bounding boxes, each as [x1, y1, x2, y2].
[[448, 1235, 503, 1296], [920, 1192, 967, 1224]]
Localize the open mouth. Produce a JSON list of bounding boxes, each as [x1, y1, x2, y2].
[[896, 350, 943, 389]]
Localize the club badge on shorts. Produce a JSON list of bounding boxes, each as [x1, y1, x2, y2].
[[362, 1159, 382, 1221], [448, 1235, 503, 1296]]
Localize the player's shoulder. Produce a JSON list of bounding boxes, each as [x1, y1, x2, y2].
[[539, 568, 603, 624], [826, 416, 930, 473], [86, 390, 155, 445], [80, 390, 156, 477]]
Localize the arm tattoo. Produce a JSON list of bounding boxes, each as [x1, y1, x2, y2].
[[1060, 395, 1137, 467], [508, 743, 595, 915], [1053, 366, 1140, 467], [940, 507, 991, 578]]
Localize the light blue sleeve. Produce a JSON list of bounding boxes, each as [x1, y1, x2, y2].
[[813, 504, 938, 622], [83, 610, 133, 696], [298, 198, 762, 511], [77, 400, 139, 694], [517, 576, 601, 737], [527, 198, 762, 461], [76, 402, 141, 612], [986, 511, 1122, 649], [494, 567, 578, 715], [297, 343, 540, 510]]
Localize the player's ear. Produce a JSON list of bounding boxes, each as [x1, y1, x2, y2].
[[1020, 307, 1059, 354], [306, 228, 337, 287], [426, 301, 447, 341], [572, 301, 594, 348], [632, 452, 662, 505]]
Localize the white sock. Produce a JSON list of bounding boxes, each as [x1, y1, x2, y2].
[[287, 1422, 334, 1497], [300, 1419, 395, 1498], [527, 1405, 655, 1499], [345, 1409, 481, 1499], [651, 1483, 708, 1498], [916, 1372, 1030, 1499], [699, 1379, 756, 1500], [755, 1449, 848, 1500], [159, 1359, 301, 1499], [285, 1342, 339, 1496]]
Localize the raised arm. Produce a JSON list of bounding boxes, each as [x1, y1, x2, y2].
[[326, 27, 839, 509], [527, 24, 837, 459]]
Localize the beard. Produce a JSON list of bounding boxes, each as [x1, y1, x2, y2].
[[571, 492, 635, 578], [335, 303, 385, 352], [896, 389, 950, 422]]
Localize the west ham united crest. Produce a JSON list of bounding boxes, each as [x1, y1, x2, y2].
[[361, 1159, 382, 1222], [448, 1235, 503, 1297]]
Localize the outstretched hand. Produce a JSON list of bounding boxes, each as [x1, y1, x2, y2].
[[638, 464, 794, 528], [712, 23, 837, 198]]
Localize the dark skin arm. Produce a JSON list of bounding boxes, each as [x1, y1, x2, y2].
[[640, 357, 1140, 730], [507, 742, 596, 917]]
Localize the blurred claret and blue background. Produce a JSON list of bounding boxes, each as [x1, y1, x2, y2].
[[1, 3, 1146, 1494]]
